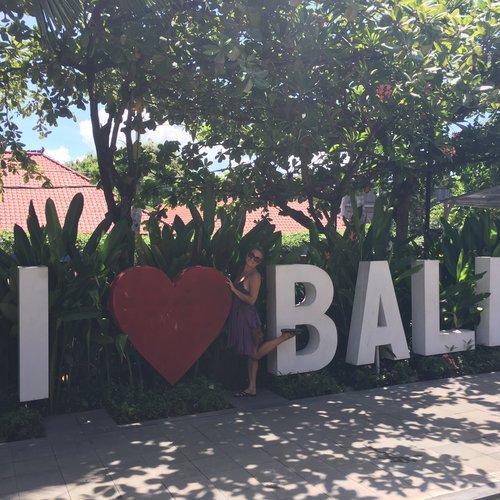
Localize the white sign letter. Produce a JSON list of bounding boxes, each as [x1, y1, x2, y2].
[[19, 266, 49, 402], [476, 257, 500, 346], [266, 264, 337, 375], [346, 261, 409, 365], [411, 260, 475, 355]]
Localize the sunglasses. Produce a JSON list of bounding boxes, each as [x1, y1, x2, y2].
[[247, 251, 263, 264]]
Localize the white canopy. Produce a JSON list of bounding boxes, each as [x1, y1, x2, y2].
[[447, 185, 500, 208]]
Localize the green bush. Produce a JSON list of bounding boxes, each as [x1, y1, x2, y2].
[[412, 354, 461, 380], [333, 364, 380, 390], [0, 230, 93, 254], [281, 231, 310, 255], [0, 231, 14, 254], [457, 346, 500, 374], [378, 359, 418, 386], [0, 407, 44, 442], [105, 377, 230, 424], [272, 370, 342, 399]]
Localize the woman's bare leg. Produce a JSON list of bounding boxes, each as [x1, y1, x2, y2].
[[254, 332, 294, 360], [246, 357, 259, 395], [241, 333, 294, 396]]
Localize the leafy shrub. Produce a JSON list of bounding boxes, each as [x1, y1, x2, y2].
[[272, 370, 342, 400], [105, 377, 230, 424], [0, 230, 93, 254], [412, 354, 461, 380], [378, 359, 418, 386], [281, 231, 310, 258], [0, 231, 14, 254], [332, 364, 379, 390], [0, 407, 44, 442], [458, 346, 500, 373]]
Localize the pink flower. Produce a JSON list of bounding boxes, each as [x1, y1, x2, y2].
[[442, 354, 459, 369], [441, 147, 457, 157], [376, 84, 392, 102]]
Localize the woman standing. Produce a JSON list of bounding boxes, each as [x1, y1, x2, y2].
[[226, 247, 298, 397]]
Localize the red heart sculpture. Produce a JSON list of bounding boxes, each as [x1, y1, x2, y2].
[[109, 266, 232, 384]]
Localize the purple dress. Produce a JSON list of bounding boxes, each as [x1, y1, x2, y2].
[[227, 281, 262, 355]]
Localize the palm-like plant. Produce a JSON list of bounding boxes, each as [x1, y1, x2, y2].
[[0, 194, 134, 410]]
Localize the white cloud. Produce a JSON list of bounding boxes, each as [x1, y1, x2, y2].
[[77, 110, 231, 171], [45, 146, 71, 164], [143, 122, 192, 145], [79, 109, 107, 149], [74, 154, 89, 162], [79, 112, 193, 150], [79, 119, 95, 149]]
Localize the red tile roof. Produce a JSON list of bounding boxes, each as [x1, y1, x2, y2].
[[1, 151, 109, 234], [163, 201, 345, 234], [1, 152, 345, 235]]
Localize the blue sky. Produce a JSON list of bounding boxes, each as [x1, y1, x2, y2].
[[16, 106, 200, 165], [18, 108, 94, 163]]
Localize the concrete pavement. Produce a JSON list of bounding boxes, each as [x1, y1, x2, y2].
[[1, 371, 499, 499]]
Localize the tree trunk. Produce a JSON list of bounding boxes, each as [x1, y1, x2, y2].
[[393, 178, 416, 242]]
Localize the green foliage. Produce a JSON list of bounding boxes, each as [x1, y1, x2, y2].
[[138, 187, 281, 278], [0, 231, 15, 254], [3, 0, 498, 241], [280, 231, 310, 262], [272, 370, 342, 400], [0, 407, 44, 442], [193, 0, 499, 242], [0, 195, 135, 409], [67, 154, 100, 184], [412, 354, 462, 380], [460, 346, 500, 373], [377, 360, 418, 386], [429, 214, 496, 329], [105, 377, 229, 424], [67, 143, 203, 211], [334, 364, 380, 391]]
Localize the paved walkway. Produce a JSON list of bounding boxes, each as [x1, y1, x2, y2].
[[1, 372, 500, 500]]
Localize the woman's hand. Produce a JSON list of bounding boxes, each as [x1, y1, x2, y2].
[[226, 276, 236, 293], [226, 272, 260, 304]]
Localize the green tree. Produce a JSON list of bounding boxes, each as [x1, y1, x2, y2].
[[68, 141, 224, 210], [191, 0, 499, 243], [68, 154, 100, 184], [0, 0, 223, 229], [1, 0, 498, 241]]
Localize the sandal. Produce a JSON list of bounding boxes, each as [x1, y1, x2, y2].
[[234, 391, 256, 397], [281, 328, 304, 337]]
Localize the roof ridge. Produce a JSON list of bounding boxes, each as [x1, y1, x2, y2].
[[29, 151, 95, 185]]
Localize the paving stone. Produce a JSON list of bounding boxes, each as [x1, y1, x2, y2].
[[66, 478, 121, 499], [0, 475, 18, 496], [0, 445, 14, 465], [13, 455, 60, 476], [10, 439, 54, 462], [75, 410, 117, 435], [112, 471, 173, 499], [44, 415, 81, 438], [163, 473, 212, 496], [59, 464, 109, 486], [0, 460, 16, 479], [4, 372, 500, 500], [16, 469, 68, 498]]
